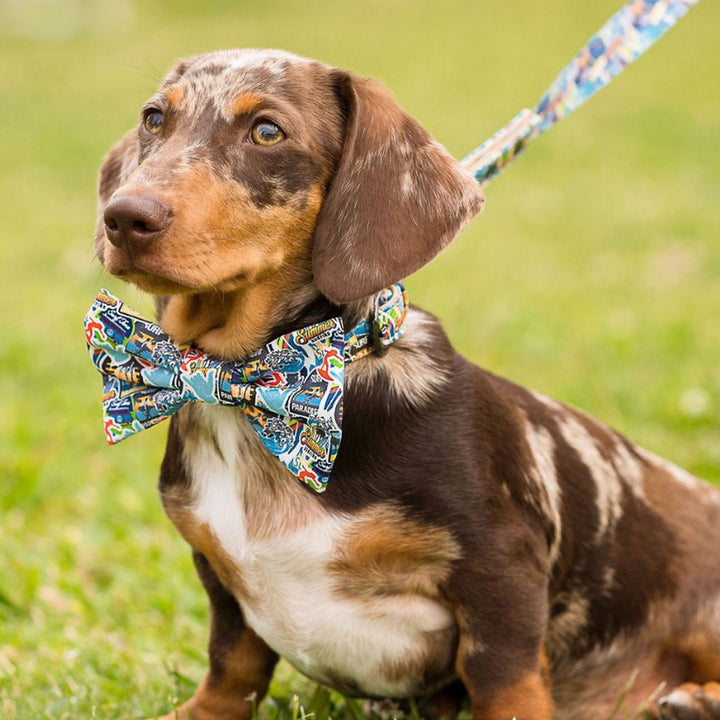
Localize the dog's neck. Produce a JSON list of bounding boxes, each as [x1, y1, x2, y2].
[[158, 271, 375, 361]]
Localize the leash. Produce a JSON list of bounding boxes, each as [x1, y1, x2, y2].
[[461, 0, 700, 187]]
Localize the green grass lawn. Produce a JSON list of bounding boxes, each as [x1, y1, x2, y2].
[[1, 0, 719, 717]]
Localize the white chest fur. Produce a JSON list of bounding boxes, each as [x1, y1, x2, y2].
[[181, 405, 457, 698]]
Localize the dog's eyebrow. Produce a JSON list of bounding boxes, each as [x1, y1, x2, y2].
[[141, 86, 184, 115], [164, 84, 185, 108], [231, 92, 264, 117], [223, 94, 304, 138], [142, 93, 170, 113]]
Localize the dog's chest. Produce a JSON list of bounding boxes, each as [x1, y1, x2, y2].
[[177, 406, 457, 698]]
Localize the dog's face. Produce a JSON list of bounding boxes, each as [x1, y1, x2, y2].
[[96, 50, 346, 296], [95, 49, 483, 352]]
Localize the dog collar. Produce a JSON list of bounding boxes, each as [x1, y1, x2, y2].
[[84, 284, 408, 492]]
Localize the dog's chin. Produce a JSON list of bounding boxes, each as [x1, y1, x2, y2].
[[107, 267, 195, 295]]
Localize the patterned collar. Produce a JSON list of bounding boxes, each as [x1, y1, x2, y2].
[[344, 283, 408, 362]]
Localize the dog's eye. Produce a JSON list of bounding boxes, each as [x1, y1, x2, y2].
[[143, 110, 164, 135], [250, 121, 285, 146]]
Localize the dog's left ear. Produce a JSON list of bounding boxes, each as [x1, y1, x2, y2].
[[94, 129, 140, 261], [312, 71, 484, 303], [97, 129, 141, 204]]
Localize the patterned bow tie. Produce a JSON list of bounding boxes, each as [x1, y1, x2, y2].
[[84, 284, 408, 492]]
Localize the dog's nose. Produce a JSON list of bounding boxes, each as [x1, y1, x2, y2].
[[104, 196, 171, 248]]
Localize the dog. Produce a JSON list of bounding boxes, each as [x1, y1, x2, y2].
[[94, 49, 720, 720]]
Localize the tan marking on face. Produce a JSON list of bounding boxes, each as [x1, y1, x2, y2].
[[231, 91, 264, 116], [329, 504, 460, 600], [108, 167, 325, 357], [160, 263, 313, 359], [110, 167, 322, 289], [165, 84, 185, 107]]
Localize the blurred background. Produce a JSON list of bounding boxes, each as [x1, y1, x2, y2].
[[1, 0, 718, 717]]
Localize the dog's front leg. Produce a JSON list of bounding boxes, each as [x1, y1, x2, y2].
[[450, 560, 553, 720], [459, 661, 553, 720], [157, 551, 278, 720], [455, 614, 552, 720]]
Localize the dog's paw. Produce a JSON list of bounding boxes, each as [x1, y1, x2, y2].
[[652, 682, 720, 719]]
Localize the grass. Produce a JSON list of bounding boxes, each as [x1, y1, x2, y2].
[[1, 0, 719, 717]]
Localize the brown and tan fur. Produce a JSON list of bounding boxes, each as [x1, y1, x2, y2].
[[94, 49, 720, 720]]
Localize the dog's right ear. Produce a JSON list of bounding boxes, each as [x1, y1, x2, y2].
[[312, 71, 484, 304]]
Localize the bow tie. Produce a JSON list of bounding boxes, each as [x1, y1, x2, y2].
[[84, 285, 408, 492]]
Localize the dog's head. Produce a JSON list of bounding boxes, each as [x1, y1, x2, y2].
[[96, 49, 483, 353]]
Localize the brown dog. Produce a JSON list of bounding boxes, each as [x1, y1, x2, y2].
[[95, 49, 720, 720]]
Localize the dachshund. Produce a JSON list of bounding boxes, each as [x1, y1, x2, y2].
[[94, 49, 720, 720]]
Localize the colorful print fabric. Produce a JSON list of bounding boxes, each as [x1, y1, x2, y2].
[[85, 285, 407, 492], [461, 109, 541, 188], [463, 0, 699, 185], [344, 283, 409, 362]]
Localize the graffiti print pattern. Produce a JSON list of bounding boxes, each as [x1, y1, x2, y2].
[[344, 283, 409, 362], [84, 285, 407, 491], [463, 0, 699, 185], [536, 0, 699, 132]]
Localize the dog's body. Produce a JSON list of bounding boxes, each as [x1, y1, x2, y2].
[[95, 50, 720, 720]]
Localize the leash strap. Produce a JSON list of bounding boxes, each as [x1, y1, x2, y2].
[[461, 0, 700, 186]]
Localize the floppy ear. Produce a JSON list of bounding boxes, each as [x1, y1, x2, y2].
[[312, 72, 484, 303], [97, 129, 139, 207]]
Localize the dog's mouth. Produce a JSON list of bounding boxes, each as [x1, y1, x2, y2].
[[102, 244, 191, 294], [103, 246, 250, 296]]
